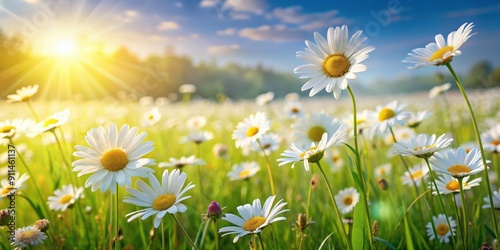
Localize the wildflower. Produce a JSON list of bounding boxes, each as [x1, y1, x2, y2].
[[180, 131, 214, 144], [232, 112, 270, 149], [374, 163, 392, 178], [179, 84, 196, 94], [158, 155, 205, 169], [212, 143, 228, 159], [369, 101, 411, 136], [219, 195, 288, 243], [1, 173, 29, 198], [407, 111, 432, 128], [383, 127, 416, 146], [204, 201, 225, 222], [47, 184, 85, 211], [72, 124, 155, 193], [250, 133, 281, 155], [391, 134, 453, 159], [227, 161, 261, 181], [294, 25, 374, 99], [124, 169, 195, 228], [482, 188, 500, 209], [403, 22, 474, 69], [310, 174, 320, 190], [7, 85, 39, 102], [323, 148, 344, 172], [481, 124, 500, 153], [292, 112, 346, 147], [293, 213, 314, 232], [33, 219, 50, 232], [431, 174, 481, 195], [278, 126, 348, 171], [283, 100, 304, 119], [142, 107, 161, 126], [28, 108, 71, 136], [255, 91, 274, 106], [186, 115, 207, 130], [430, 147, 486, 178], [377, 179, 389, 190], [0, 119, 35, 140], [0, 209, 10, 226], [429, 83, 452, 98], [335, 187, 360, 214], [401, 164, 429, 187], [426, 214, 456, 243], [11, 226, 47, 248]]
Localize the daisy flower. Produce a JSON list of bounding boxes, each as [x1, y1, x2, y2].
[[0, 118, 35, 140], [28, 108, 71, 137], [11, 226, 47, 248], [219, 195, 288, 243], [374, 163, 392, 178], [142, 107, 161, 126], [278, 125, 348, 171], [403, 22, 474, 69], [227, 161, 261, 181], [391, 134, 453, 159], [401, 164, 429, 187], [294, 25, 375, 99], [292, 112, 346, 147], [255, 91, 274, 106], [124, 169, 195, 228], [429, 83, 452, 98], [250, 132, 281, 155], [430, 147, 486, 178], [283, 100, 304, 119], [180, 131, 214, 144], [1, 173, 30, 198], [323, 147, 344, 172], [407, 111, 432, 128], [383, 127, 416, 146], [72, 124, 155, 194], [481, 124, 500, 153], [158, 155, 205, 169], [7, 85, 39, 103], [432, 175, 481, 195], [426, 214, 456, 243], [335, 187, 360, 214], [47, 184, 85, 211], [369, 100, 411, 136], [179, 84, 196, 94], [187, 115, 207, 130], [482, 188, 500, 209], [232, 112, 270, 149]]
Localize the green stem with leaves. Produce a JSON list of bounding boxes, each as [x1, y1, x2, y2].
[[445, 62, 499, 240], [458, 177, 469, 249], [258, 139, 276, 196], [171, 214, 198, 250]]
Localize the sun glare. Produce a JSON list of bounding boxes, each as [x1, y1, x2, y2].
[[56, 39, 76, 57]]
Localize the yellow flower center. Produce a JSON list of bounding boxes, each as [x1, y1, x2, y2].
[[410, 170, 424, 180], [492, 140, 500, 146], [101, 149, 129, 171], [436, 224, 449, 236], [1, 186, 14, 196], [307, 126, 326, 142], [343, 196, 353, 206], [413, 144, 435, 151], [0, 125, 15, 134], [447, 164, 471, 175], [17, 229, 40, 241], [429, 46, 454, 62], [43, 118, 59, 128], [59, 194, 74, 204], [148, 114, 155, 120], [322, 54, 350, 77], [378, 108, 396, 121], [445, 180, 460, 191], [20, 95, 32, 102], [246, 126, 259, 137], [239, 170, 251, 179], [243, 216, 266, 231], [152, 194, 176, 211], [291, 108, 299, 114]]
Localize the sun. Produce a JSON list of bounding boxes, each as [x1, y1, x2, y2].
[[56, 39, 77, 57]]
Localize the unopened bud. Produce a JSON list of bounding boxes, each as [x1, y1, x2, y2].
[[372, 220, 378, 237], [204, 201, 224, 222], [33, 219, 50, 232], [310, 174, 320, 190], [0, 209, 10, 226], [377, 178, 389, 190]]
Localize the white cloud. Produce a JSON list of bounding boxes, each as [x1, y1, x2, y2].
[[24, 0, 39, 4], [223, 0, 267, 15], [239, 25, 310, 42], [125, 10, 138, 17], [199, 0, 221, 8], [207, 44, 241, 55], [269, 6, 348, 31], [158, 21, 180, 31], [217, 28, 236, 36]]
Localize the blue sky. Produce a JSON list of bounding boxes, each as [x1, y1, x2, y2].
[[1, 0, 500, 85]]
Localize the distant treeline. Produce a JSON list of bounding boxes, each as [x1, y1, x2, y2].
[[1, 29, 499, 100]]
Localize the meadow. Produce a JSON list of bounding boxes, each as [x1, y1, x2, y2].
[[1, 85, 500, 250]]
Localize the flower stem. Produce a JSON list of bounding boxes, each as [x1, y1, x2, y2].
[[162, 220, 165, 250], [458, 177, 469, 249], [347, 86, 373, 249], [316, 161, 352, 250], [114, 187, 120, 250], [258, 139, 276, 196], [25, 100, 39, 121], [171, 214, 198, 250], [213, 220, 220, 250], [52, 130, 78, 186], [446, 62, 499, 239], [257, 232, 265, 250], [306, 172, 313, 221]]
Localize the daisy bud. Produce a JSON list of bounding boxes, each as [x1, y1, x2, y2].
[[310, 174, 320, 190], [480, 243, 493, 250], [213, 143, 228, 158], [0, 209, 10, 226], [33, 219, 50, 232], [204, 201, 224, 222], [377, 179, 389, 190]]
